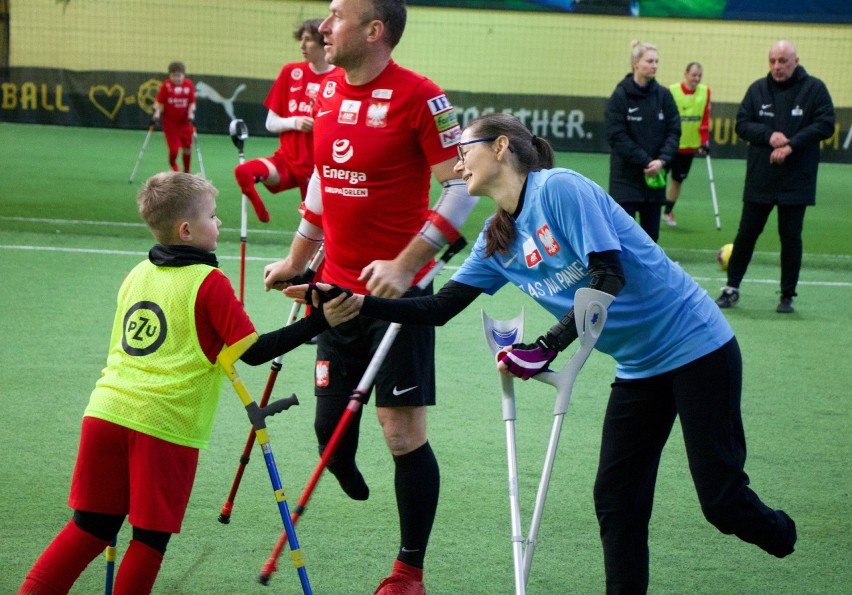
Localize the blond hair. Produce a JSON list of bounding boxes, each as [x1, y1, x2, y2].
[[630, 40, 657, 66], [137, 172, 217, 243]]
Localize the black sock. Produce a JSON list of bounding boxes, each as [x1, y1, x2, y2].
[[394, 442, 439, 569], [664, 200, 675, 214]]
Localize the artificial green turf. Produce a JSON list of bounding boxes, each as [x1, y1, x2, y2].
[[1, 123, 850, 594]]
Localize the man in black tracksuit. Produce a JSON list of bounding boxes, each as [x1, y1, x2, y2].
[[716, 40, 835, 314], [605, 41, 681, 243]]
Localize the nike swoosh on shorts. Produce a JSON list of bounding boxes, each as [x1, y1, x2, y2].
[[392, 386, 418, 396]]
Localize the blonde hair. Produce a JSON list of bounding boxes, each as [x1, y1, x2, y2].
[[630, 40, 657, 66], [137, 172, 217, 243]]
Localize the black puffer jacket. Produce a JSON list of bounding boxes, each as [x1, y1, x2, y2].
[[736, 65, 835, 206], [605, 75, 681, 204]]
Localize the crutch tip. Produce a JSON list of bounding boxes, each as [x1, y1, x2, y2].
[[257, 571, 273, 586]]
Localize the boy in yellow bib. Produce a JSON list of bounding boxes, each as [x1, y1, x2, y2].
[[19, 172, 356, 595]]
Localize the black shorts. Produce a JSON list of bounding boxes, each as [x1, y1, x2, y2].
[[314, 284, 435, 408], [670, 152, 696, 183]]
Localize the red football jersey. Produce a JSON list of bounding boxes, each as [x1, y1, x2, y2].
[[265, 62, 336, 175], [156, 78, 195, 124], [312, 60, 461, 292]]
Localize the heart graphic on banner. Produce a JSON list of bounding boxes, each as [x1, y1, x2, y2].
[[89, 85, 126, 120]]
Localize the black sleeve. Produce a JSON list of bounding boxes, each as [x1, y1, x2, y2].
[[239, 311, 329, 366], [361, 280, 482, 326], [542, 250, 624, 351], [588, 249, 625, 296]]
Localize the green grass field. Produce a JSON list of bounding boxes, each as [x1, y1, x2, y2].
[[1, 123, 850, 594]]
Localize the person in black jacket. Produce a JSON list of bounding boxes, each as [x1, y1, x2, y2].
[[716, 40, 835, 314], [605, 40, 681, 242]]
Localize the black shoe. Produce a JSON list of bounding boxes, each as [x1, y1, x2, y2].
[[715, 287, 739, 309], [776, 297, 794, 314]]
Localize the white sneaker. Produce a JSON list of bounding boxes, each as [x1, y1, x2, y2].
[[662, 212, 677, 227]]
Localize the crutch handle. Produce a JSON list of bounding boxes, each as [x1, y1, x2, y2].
[[261, 394, 300, 417]]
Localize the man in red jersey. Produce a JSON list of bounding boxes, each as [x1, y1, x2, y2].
[[153, 61, 197, 173], [263, 1, 477, 592], [233, 19, 336, 223]]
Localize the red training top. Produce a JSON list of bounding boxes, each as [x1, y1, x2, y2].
[[311, 60, 461, 293], [156, 78, 196, 126], [265, 61, 336, 177]]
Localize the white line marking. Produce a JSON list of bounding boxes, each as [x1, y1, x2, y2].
[[1, 217, 849, 286], [0, 216, 293, 237]]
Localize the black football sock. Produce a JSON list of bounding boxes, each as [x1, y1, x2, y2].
[[394, 442, 439, 569]]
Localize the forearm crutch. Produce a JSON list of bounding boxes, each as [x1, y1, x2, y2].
[[127, 123, 154, 184], [258, 236, 468, 586], [219, 245, 325, 524], [229, 119, 251, 303], [192, 125, 206, 178], [103, 537, 117, 595], [482, 288, 613, 594], [482, 308, 526, 595], [706, 154, 721, 230], [219, 333, 311, 595]]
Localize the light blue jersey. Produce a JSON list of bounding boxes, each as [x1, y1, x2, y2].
[[453, 168, 733, 379]]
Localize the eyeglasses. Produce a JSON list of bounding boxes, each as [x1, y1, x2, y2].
[[456, 137, 497, 164]]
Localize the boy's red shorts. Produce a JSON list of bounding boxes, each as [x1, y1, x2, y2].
[[69, 416, 199, 533]]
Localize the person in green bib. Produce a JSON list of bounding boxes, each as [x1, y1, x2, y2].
[[663, 62, 711, 227], [18, 172, 357, 595]]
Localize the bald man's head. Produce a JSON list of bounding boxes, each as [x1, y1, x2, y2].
[[769, 40, 799, 82]]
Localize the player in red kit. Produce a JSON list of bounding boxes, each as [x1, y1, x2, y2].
[[153, 61, 196, 173], [263, 1, 478, 593], [233, 19, 336, 223]]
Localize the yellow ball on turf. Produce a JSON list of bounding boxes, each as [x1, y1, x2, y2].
[[717, 243, 733, 271]]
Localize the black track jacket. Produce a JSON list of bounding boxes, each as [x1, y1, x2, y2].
[[605, 74, 680, 205], [736, 65, 835, 206]]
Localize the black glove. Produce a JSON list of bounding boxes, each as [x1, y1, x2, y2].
[[305, 282, 352, 307], [188, 117, 195, 126], [150, 116, 159, 127], [699, 144, 710, 156]]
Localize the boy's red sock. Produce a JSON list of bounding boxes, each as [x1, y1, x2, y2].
[[113, 539, 164, 595], [182, 152, 191, 173], [18, 520, 110, 594]]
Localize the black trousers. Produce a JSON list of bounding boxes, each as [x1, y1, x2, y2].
[[593, 339, 795, 594], [618, 201, 662, 243], [727, 201, 807, 298]]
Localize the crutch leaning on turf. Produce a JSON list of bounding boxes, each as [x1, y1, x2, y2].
[[218, 334, 311, 595], [128, 122, 155, 184], [192, 124, 206, 178], [218, 245, 325, 524], [258, 236, 468, 586], [482, 288, 613, 595], [706, 153, 721, 230]]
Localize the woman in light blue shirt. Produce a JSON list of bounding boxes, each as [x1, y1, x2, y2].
[[306, 112, 797, 594]]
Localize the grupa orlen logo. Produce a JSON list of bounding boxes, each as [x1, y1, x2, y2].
[[332, 139, 354, 164]]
